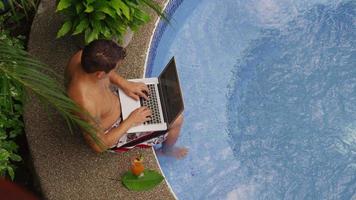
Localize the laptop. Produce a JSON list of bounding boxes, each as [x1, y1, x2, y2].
[[118, 57, 184, 133]]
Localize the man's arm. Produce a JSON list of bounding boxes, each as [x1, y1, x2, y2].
[[109, 71, 149, 100], [108, 70, 129, 89], [82, 104, 151, 153]]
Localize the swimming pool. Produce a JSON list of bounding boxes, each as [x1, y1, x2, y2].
[[147, 0, 356, 199]]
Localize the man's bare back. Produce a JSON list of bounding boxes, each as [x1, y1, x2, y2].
[[66, 51, 121, 131]]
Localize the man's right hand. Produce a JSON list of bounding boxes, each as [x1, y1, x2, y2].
[[127, 106, 152, 126]]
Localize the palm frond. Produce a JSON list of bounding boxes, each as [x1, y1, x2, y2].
[[6, 0, 37, 19], [0, 41, 106, 150], [139, 0, 169, 22]]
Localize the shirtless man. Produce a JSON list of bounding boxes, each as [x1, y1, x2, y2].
[[66, 39, 188, 158]]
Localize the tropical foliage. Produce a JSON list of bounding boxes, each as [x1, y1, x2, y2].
[[0, 30, 25, 180], [0, 38, 101, 138], [56, 0, 165, 44], [0, 31, 99, 179]]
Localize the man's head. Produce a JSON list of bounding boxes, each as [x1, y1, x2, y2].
[[81, 39, 126, 77]]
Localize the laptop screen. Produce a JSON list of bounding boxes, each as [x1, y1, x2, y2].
[[158, 57, 184, 126]]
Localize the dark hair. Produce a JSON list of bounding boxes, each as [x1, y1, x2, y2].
[[81, 39, 126, 73]]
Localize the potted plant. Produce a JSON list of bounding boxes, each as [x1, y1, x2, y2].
[[56, 0, 166, 46]]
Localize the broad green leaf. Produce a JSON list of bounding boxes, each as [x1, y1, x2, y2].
[[56, 21, 72, 38], [107, 18, 127, 34], [7, 167, 14, 180], [73, 19, 89, 35], [85, 28, 98, 44], [110, 0, 122, 15], [116, 21, 127, 34], [10, 154, 22, 162], [134, 9, 150, 23], [110, 0, 120, 10], [94, 12, 106, 20], [114, 1, 130, 20], [92, 27, 100, 41], [4, 141, 18, 151], [125, 1, 139, 8], [129, 24, 139, 32], [75, 2, 84, 14], [0, 1, 4, 10], [101, 26, 111, 38], [122, 170, 164, 191], [94, 16, 103, 26], [0, 149, 10, 161], [71, 18, 81, 33], [84, 5, 94, 13], [56, 0, 72, 12], [9, 129, 22, 138], [0, 131, 6, 140], [14, 104, 22, 112], [98, 7, 116, 18]]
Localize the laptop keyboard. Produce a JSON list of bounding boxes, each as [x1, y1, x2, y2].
[[140, 84, 162, 125]]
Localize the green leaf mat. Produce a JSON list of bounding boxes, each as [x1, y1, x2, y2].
[[122, 169, 164, 191]]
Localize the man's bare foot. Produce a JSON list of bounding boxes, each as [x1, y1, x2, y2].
[[155, 147, 188, 159]]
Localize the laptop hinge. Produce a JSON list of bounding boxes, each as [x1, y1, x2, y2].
[[157, 83, 168, 125]]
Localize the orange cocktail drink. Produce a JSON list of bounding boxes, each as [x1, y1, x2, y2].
[[131, 156, 144, 177]]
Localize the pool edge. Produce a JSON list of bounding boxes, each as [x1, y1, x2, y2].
[[144, 0, 185, 199]]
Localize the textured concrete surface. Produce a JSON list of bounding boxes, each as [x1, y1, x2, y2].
[[24, 0, 174, 199]]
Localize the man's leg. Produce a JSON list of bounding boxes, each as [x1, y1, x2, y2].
[[157, 114, 188, 158]]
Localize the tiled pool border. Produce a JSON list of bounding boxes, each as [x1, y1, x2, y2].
[[144, 0, 184, 77]]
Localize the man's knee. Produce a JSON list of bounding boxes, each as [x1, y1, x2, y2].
[[173, 114, 184, 127]]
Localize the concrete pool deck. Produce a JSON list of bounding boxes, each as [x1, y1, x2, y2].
[[24, 0, 175, 199]]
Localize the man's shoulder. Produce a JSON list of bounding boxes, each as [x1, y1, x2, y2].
[[65, 50, 83, 87], [67, 51, 82, 72], [69, 50, 82, 65]]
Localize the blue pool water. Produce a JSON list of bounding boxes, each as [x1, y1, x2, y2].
[[148, 0, 356, 199]]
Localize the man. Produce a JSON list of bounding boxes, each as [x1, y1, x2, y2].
[[65, 39, 188, 158]]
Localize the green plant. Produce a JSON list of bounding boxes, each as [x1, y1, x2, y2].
[[56, 0, 166, 44], [0, 30, 25, 180], [0, 32, 101, 179], [0, 1, 5, 11], [0, 90, 24, 180]]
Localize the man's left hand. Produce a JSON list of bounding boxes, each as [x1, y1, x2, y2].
[[122, 81, 149, 101]]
